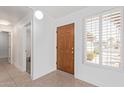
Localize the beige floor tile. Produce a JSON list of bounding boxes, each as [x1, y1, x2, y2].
[[0, 73, 10, 81], [0, 61, 96, 87], [13, 74, 32, 83], [0, 78, 15, 85]]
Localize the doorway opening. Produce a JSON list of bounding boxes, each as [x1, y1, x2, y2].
[[57, 23, 74, 74], [24, 22, 32, 75], [0, 31, 11, 64]]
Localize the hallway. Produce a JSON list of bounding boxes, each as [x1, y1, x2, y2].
[[0, 62, 31, 86], [0, 62, 95, 87]]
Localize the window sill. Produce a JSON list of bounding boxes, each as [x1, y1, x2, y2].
[[83, 62, 124, 73]]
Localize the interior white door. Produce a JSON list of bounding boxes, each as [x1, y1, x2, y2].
[[25, 23, 31, 74]]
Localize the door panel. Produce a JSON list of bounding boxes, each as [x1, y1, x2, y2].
[[57, 23, 74, 74]]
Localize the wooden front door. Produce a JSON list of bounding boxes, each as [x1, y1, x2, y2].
[[57, 23, 74, 74]]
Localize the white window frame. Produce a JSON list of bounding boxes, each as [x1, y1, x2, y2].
[[83, 7, 124, 71]]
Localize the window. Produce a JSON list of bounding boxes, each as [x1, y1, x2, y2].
[[85, 10, 121, 68], [86, 16, 100, 64]]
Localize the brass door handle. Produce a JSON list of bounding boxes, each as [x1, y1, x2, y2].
[[72, 51, 74, 54]]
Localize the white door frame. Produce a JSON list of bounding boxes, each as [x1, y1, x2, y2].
[[8, 32, 13, 64], [23, 21, 32, 77]]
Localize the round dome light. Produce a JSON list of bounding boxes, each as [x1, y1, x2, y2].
[[34, 10, 44, 20]]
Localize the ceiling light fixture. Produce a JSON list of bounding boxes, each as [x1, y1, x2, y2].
[[34, 10, 44, 20], [0, 20, 11, 26]]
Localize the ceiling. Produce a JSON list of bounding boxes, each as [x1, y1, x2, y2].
[[32, 6, 86, 19], [0, 6, 86, 26], [0, 6, 32, 26]]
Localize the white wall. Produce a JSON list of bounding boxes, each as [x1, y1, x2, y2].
[[55, 6, 124, 86], [0, 32, 9, 59], [32, 8, 56, 80]]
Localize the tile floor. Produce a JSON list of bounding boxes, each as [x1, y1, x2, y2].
[[0, 62, 96, 87]]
